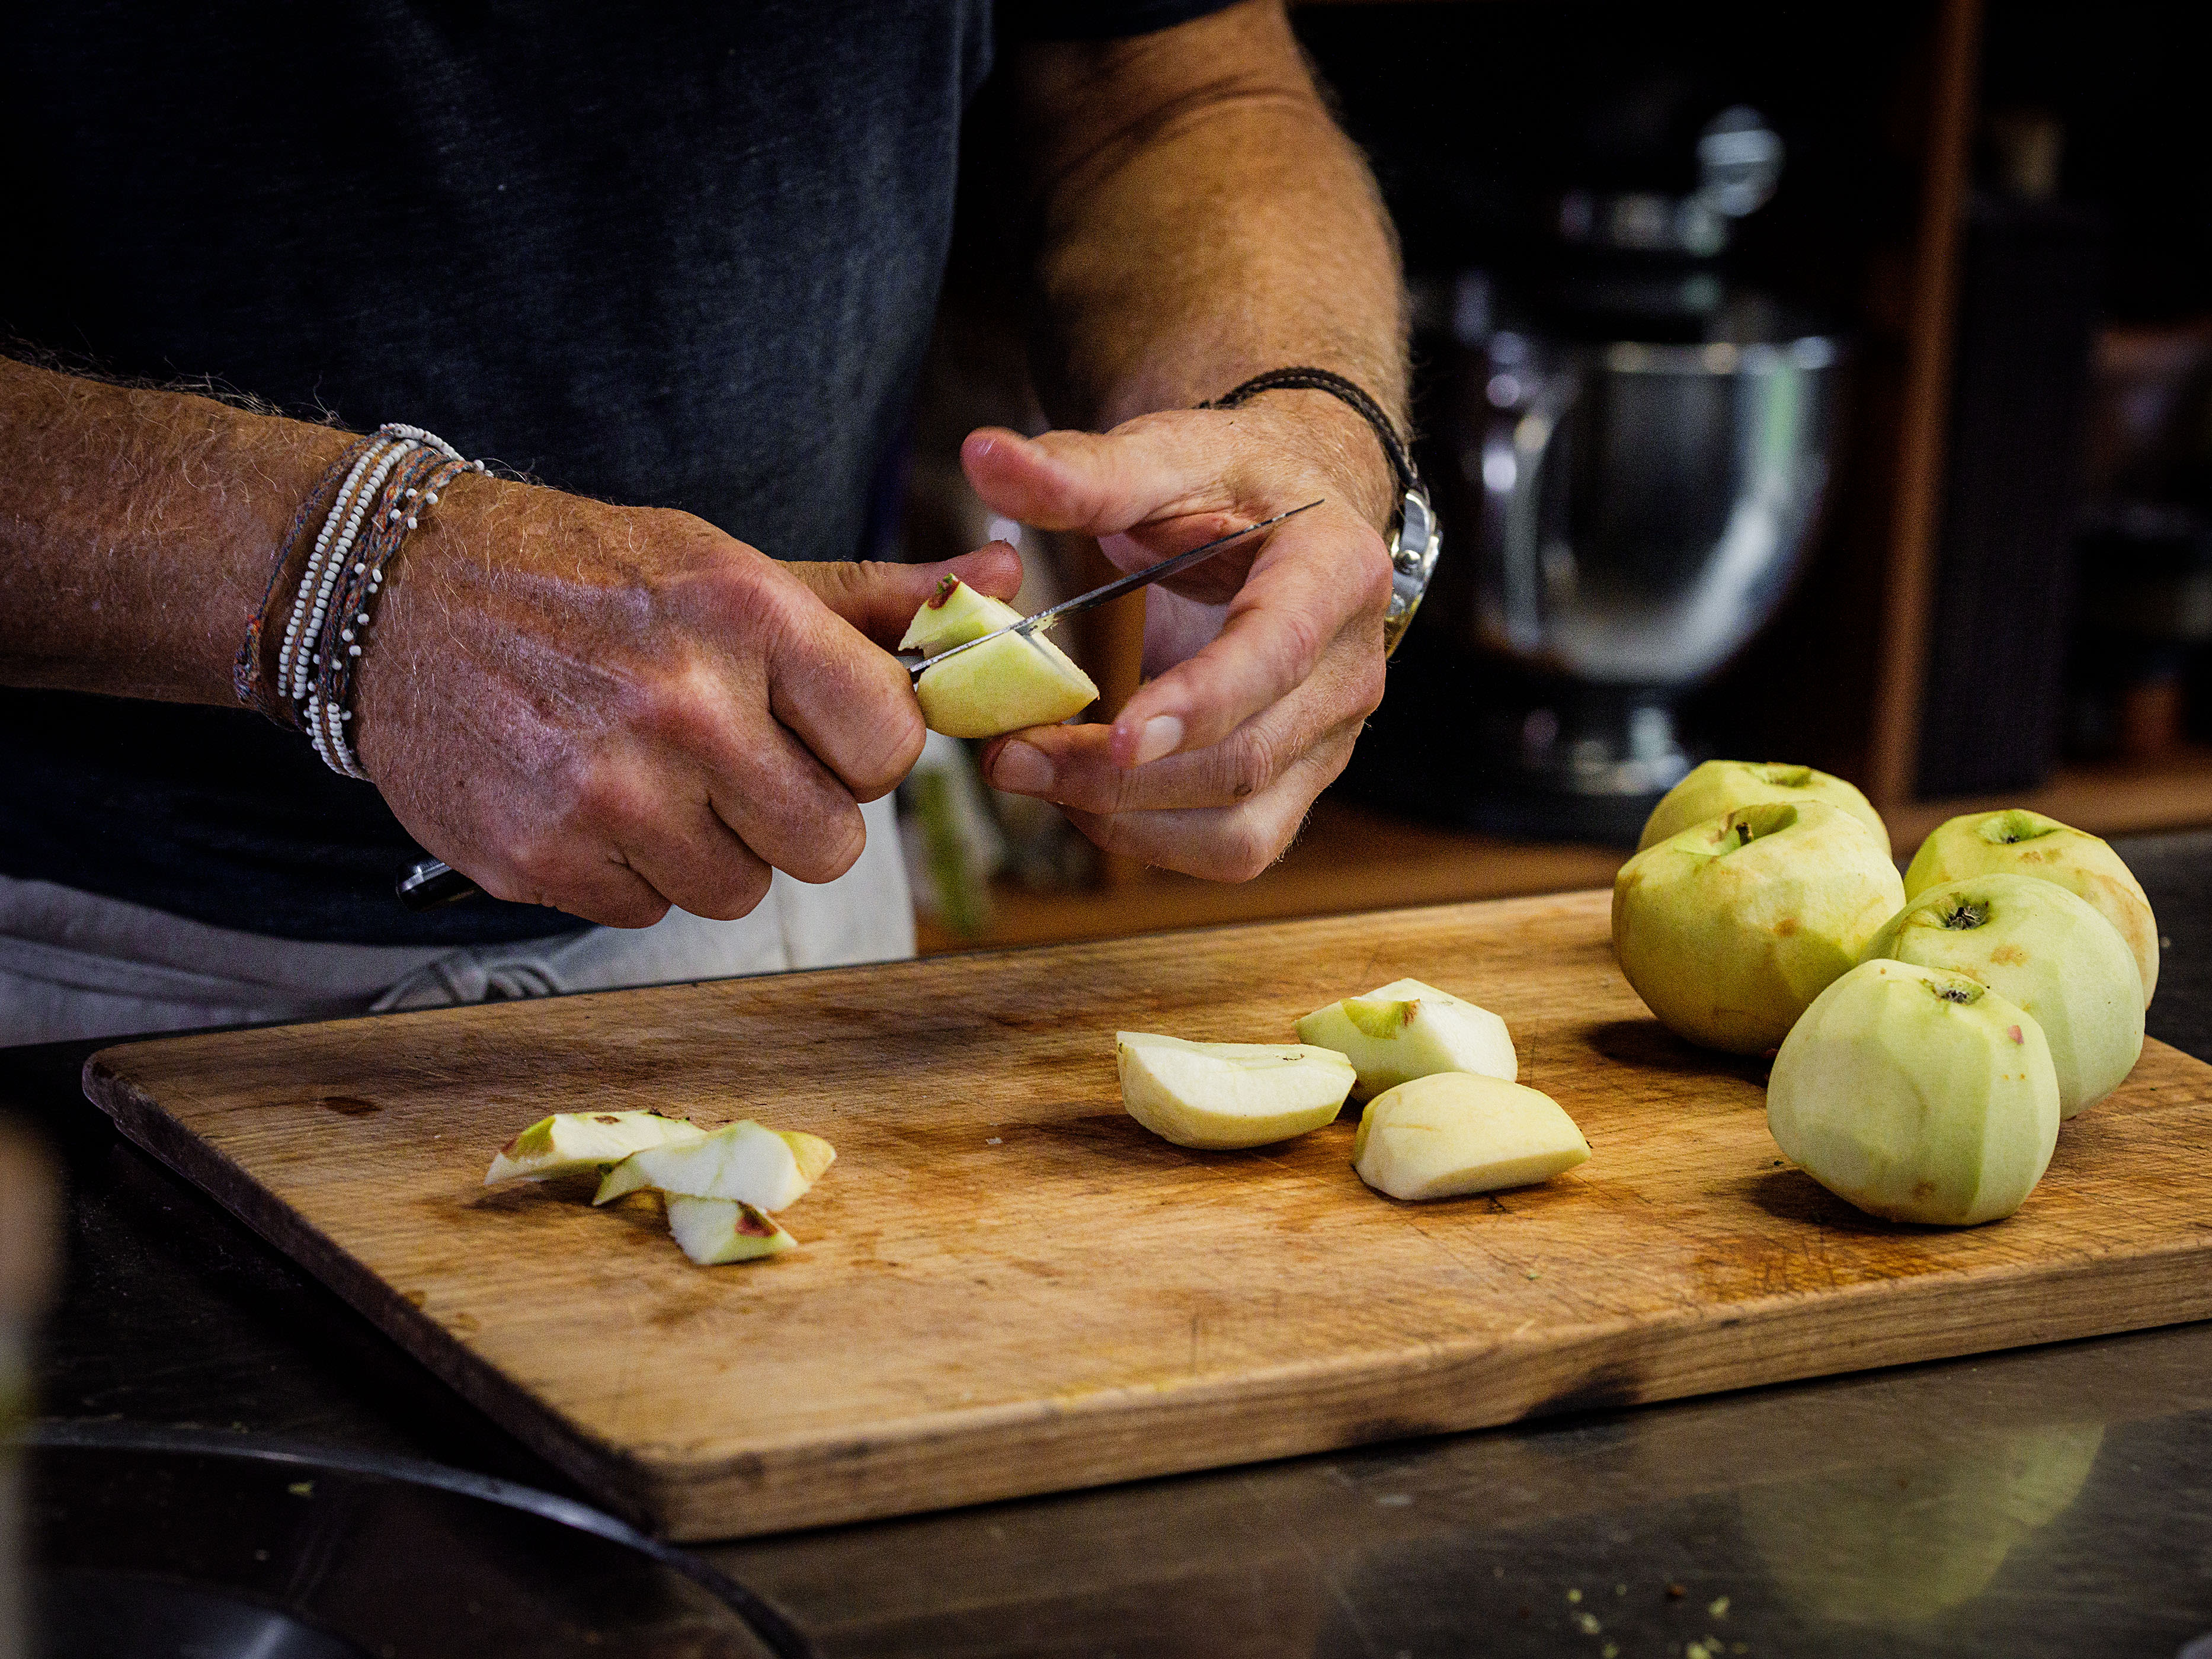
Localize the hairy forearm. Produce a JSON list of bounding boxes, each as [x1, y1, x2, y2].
[[0, 354, 351, 703], [1014, 1, 1407, 526]]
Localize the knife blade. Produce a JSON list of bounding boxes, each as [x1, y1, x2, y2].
[[902, 499, 1323, 683]]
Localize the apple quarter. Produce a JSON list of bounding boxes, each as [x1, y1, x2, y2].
[[1351, 1072, 1590, 1201], [1116, 1032, 1355, 1149], [1295, 977, 1516, 1101]]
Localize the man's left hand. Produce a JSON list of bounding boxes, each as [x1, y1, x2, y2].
[[961, 395, 1394, 881]]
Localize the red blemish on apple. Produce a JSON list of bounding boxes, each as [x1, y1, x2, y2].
[[927, 576, 959, 607], [2009, 1025, 2024, 1044], [594, 1114, 621, 1125]]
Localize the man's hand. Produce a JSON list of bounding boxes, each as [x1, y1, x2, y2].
[[357, 476, 1022, 927], [961, 394, 1394, 882], [997, 0, 1409, 882]]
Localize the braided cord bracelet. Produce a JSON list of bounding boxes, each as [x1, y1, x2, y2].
[[1196, 366, 1441, 656]]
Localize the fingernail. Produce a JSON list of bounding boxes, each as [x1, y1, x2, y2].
[[1131, 715, 1185, 767], [991, 740, 1054, 796]]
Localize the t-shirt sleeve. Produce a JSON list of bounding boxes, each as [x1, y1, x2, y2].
[[998, 0, 1245, 43]]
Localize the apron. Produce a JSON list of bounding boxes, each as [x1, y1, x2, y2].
[[0, 795, 914, 1047]]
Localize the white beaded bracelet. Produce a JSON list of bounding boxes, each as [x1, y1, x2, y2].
[[290, 427, 485, 779]]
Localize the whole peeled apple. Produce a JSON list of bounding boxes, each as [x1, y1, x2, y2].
[[1612, 800, 1907, 1053], [1768, 959, 2060, 1225], [1638, 759, 1890, 856], [899, 578, 1098, 739], [1905, 809, 2159, 1005], [1862, 873, 2144, 1118]]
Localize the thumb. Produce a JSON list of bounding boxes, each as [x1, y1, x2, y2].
[[783, 542, 1026, 648], [961, 422, 1213, 537]]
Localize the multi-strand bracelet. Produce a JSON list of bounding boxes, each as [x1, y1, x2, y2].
[[235, 421, 485, 777]]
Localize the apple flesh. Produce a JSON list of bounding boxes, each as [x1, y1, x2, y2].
[[1904, 809, 2159, 1005], [1295, 977, 1516, 1101], [1861, 873, 2144, 1119], [1116, 1032, 1355, 1149], [595, 1121, 835, 1210], [1768, 959, 2060, 1226], [483, 1110, 704, 1186], [1351, 1072, 1590, 1201], [899, 575, 1019, 655], [1638, 759, 1891, 856], [901, 578, 1100, 739], [1612, 800, 1907, 1054], [665, 1196, 796, 1266]]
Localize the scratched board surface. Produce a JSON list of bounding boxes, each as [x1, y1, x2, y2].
[[84, 890, 2212, 1541]]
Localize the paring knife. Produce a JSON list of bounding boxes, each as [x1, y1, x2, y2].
[[396, 499, 1322, 911], [900, 499, 1322, 681]]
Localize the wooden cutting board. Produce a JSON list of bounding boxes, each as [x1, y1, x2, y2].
[[82, 890, 2212, 1542]]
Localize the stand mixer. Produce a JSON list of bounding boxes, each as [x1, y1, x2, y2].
[[1346, 107, 1842, 841]]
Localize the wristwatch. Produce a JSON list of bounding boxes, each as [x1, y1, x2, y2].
[[1198, 366, 1440, 656]]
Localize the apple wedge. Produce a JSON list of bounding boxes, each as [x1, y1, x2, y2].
[[915, 628, 1099, 739], [595, 1120, 835, 1210], [1116, 1032, 1355, 1149], [902, 578, 1098, 738], [665, 1196, 796, 1266], [1296, 977, 1516, 1101], [1351, 1072, 1590, 1201], [483, 1110, 705, 1186]]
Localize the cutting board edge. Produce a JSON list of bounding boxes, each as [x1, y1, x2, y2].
[[79, 1053, 668, 1532], [628, 1232, 2212, 1541]]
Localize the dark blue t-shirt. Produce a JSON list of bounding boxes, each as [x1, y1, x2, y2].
[[0, 0, 1226, 944]]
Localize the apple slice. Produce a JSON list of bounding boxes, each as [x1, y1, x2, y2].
[[1351, 1072, 1591, 1201], [1295, 977, 1516, 1101], [899, 576, 1022, 656], [594, 1121, 835, 1210], [665, 1196, 796, 1265], [483, 1110, 705, 1186], [1116, 1032, 1355, 1149], [915, 627, 1099, 739]]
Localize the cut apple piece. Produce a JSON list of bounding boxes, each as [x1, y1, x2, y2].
[[1295, 977, 1516, 1101], [665, 1196, 795, 1265], [1116, 1031, 1356, 1149], [483, 1110, 705, 1186], [1352, 1072, 1590, 1201], [915, 627, 1099, 739], [898, 577, 1022, 657], [594, 1119, 834, 1211]]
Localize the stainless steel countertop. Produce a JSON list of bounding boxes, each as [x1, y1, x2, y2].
[[6, 831, 2210, 1657]]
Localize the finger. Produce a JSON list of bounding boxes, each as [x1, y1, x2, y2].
[[754, 584, 930, 803], [982, 639, 1379, 813], [961, 422, 1227, 537], [613, 799, 776, 923], [1061, 727, 1359, 884], [705, 722, 872, 885], [1106, 507, 1390, 767], [783, 542, 1026, 648], [621, 654, 873, 881]]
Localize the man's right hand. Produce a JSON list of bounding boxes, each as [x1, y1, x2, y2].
[[356, 475, 1022, 927]]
